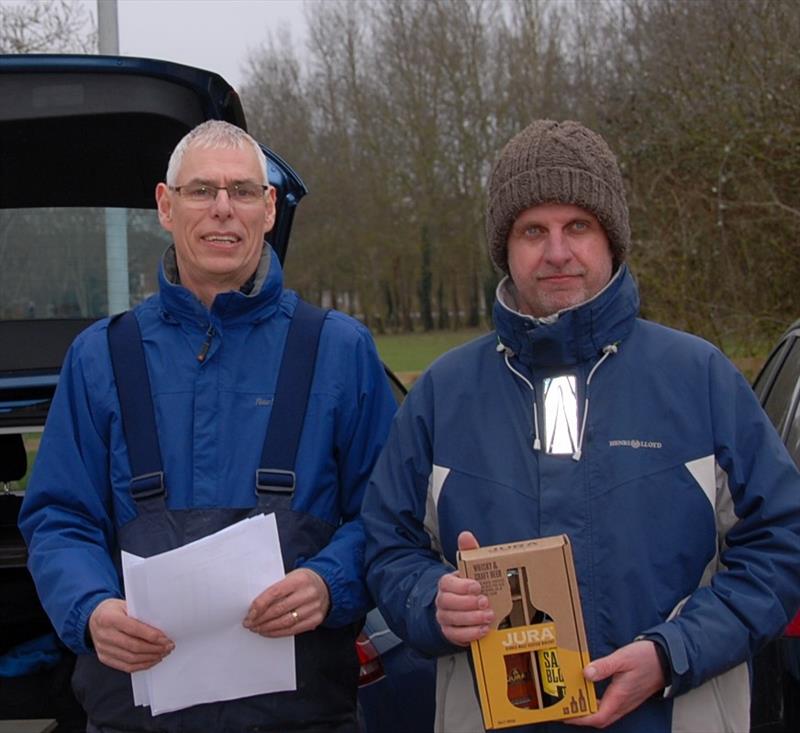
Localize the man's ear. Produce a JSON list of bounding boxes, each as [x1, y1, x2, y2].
[[263, 186, 277, 235], [155, 183, 174, 230]]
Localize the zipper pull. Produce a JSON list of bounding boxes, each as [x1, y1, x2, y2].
[[197, 324, 215, 362]]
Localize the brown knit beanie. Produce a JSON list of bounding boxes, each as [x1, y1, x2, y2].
[[486, 120, 630, 273]]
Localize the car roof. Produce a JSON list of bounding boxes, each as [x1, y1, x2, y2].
[[0, 53, 306, 263]]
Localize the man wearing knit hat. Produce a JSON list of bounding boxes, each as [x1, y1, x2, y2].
[[363, 120, 800, 732]]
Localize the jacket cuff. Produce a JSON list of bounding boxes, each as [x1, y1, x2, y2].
[[72, 593, 117, 655], [302, 559, 365, 628], [638, 622, 690, 696], [404, 568, 463, 657]]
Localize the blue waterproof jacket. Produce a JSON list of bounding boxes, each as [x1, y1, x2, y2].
[[363, 266, 800, 732], [21, 245, 396, 654]]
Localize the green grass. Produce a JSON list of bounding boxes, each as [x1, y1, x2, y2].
[[374, 328, 488, 375], [718, 340, 772, 383], [9, 436, 39, 492]]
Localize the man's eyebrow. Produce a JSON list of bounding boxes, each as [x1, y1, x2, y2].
[[188, 178, 261, 185]]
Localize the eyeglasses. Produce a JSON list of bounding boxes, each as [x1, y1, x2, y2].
[[169, 182, 270, 207]]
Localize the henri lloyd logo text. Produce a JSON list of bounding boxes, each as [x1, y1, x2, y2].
[[609, 438, 663, 450]]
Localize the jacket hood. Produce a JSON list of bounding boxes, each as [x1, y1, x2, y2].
[[493, 264, 640, 368], [156, 244, 284, 325]]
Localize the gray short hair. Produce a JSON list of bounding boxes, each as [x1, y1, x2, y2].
[[165, 120, 268, 186]]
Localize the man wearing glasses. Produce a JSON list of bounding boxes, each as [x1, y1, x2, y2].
[[20, 120, 397, 732]]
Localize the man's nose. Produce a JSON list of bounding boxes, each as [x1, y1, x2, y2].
[[210, 188, 233, 217], [544, 232, 572, 266]]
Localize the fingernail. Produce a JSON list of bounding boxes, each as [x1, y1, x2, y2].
[[585, 665, 597, 680]]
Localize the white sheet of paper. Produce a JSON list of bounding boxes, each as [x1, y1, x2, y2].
[[120, 551, 149, 707], [121, 513, 295, 715]]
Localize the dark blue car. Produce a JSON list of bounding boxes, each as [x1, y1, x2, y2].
[[751, 319, 800, 733]]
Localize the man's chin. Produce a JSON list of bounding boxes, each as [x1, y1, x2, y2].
[[539, 293, 587, 316]]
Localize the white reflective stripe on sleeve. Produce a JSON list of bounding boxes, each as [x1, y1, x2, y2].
[[686, 456, 736, 586], [423, 465, 451, 557], [430, 464, 450, 505], [714, 462, 737, 551], [686, 454, 716, 507]]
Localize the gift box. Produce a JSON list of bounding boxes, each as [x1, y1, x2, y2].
[[458, 535, 597, 728]]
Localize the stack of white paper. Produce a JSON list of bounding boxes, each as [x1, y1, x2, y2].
[[121, 513, 296, 715]]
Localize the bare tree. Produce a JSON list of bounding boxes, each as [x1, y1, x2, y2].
[[603, 0, 800, 346], [240, 0, 800, 347], [0, 0, 96, 53]]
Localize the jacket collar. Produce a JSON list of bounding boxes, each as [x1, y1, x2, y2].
[[493, 265, 640, 368], [157, 244, 284, 325]]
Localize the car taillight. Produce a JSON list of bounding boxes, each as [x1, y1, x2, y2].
[[785, 610, 800, 638], [356, 631, 385, 686]]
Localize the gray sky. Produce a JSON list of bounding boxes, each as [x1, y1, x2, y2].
[[110, 0, 310, 89]]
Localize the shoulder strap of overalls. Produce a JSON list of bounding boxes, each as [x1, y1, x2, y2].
[[255, 299, 328, 495], [107, 299, 329, 499], [107, 310, 166, 500]]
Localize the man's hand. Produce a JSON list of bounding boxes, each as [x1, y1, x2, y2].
[[435, 531, 495, 646], [565, 640, 666, 728], [243, 567, 330, 637], [88, 598, 174, 673]]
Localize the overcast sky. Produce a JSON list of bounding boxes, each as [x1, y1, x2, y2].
[[107, 0, 312, 89]]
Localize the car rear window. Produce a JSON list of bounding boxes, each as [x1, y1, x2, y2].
[[786, 404, 800, 468], [0, 207, 169, 320], [761, 336, 800, 448]]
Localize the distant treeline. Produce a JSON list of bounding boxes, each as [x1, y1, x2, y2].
[[242, 0, 799, 349]]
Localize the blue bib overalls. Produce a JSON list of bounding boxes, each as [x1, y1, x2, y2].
[[72, 301, 361, 733]]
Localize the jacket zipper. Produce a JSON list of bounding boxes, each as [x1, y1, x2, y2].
[[497, 340, 619, 460], [197, 324, 216, 362]]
